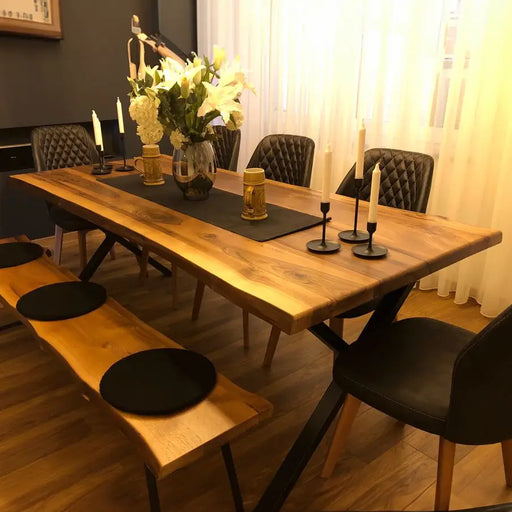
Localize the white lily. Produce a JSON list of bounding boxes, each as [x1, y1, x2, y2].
[[213, 45, 226, 70], [197, 81, 243, 123], [219, 56, 256, 93]]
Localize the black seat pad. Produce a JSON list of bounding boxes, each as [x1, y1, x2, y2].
[[100, 348, 217, 415], [0, 242, 44, 268], [333, 318, 474, 435], [16, 281, 107, 321]]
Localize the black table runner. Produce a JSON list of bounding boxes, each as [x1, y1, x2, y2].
[[101, 175, 323, 242]]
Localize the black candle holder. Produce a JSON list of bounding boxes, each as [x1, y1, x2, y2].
[[352, 221, 387, 259], [92, 145, 113, 175], [339, 178, 369, 243], [307, 202, 341, 254], [115, 132, 135, 172]]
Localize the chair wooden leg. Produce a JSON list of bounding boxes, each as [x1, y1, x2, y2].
[[242, 309, 250, 349], [192, 281, 205, 321], [77, 231, 88, 270], [53, 226, 63, 265], [321, 394, 361, 478], [329, 317, 344, 337], [263, 326, 282, 368], [501, 439, 512, 487], [435, 437, 456, 510], [138, 247, 150, 283], [171, 262, 178, 309]]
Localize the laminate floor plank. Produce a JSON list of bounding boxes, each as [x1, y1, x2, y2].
[[1, 231, 510, 511]]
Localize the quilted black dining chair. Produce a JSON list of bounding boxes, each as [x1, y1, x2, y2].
[[261, 147, 435, 368], [321, 305, 512, 510], [212, 125, 241, 171], [31, 124, 115, 269], [191, 133, 316, 352], [247, 133, 315, 186]]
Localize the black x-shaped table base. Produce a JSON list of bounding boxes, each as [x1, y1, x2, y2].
[[253, 284, 414, 512], [79, 231, 172, 282]]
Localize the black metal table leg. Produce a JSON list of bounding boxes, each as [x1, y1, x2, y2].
[[144, 465, 161, 512], [253, 381, 346, 512], [222, 444, 244, 512], [358, 284, 415, 340], [79, 234, 116, 282], [113, 236, 172, 277], [253, 284, 415, 511]]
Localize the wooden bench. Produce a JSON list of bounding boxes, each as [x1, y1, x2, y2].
[[0, 236, 272, 512]]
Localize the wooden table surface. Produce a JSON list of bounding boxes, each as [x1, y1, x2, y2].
[[11, 165, 502, 335]]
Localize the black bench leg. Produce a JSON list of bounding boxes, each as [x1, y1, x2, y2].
[[253, 381, 346, 512], [221, 443, 244, 512], [144, 465, 161, 512], [0, 320, 22, 331]]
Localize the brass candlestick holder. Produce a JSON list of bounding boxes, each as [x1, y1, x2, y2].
[[339, 178, 369, 243], [307, 202, 340, 254], [352, 221, 387, 259]]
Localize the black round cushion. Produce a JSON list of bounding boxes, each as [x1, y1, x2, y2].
[[16, 281, 107, 321], [0, 242, 44, 268], [99, 348, 218, 415]]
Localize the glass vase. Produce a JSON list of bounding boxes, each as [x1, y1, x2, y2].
[[172, 141, 217, 200]]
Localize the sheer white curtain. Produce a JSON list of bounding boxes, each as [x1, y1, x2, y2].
[[419, 0, 512, 317], [197, 0, 512, 317]]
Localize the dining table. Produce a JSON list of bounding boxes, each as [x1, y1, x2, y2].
[[10, 162, 502, 511]]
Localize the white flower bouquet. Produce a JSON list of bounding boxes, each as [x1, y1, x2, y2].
[[128, 46, 253, 149]]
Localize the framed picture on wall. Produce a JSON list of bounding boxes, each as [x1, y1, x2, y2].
[[0, 0, 61, 39]]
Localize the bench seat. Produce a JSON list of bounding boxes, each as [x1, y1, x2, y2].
[[0, 236, 272, 482]]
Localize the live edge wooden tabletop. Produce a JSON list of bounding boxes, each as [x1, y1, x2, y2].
[[11, 164, 502, 335]]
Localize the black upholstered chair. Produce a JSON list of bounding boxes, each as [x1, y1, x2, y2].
[[212, 125, 241, 171], [336, 147, 434, 213], [191, 133, 316, 353], [246, 133, 315, 186], [31, 124, 115, 269], [262, 147, 435, 368], [327, 147, 435, 336], [321, 307, 512, 510]]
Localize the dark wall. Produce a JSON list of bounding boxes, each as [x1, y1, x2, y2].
[[0, 0, 158, 155], [158, 0, 197, 59]]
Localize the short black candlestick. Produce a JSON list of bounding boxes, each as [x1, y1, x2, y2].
[[307, 202, 341, 254], [92, 145, 112, 175], [116, 132, 135, 172], [339, 178, 369, 243], [352, 221, 387, 259]]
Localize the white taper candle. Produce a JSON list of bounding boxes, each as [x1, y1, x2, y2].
[[116, 97, 125, 134], [367, 163, 381, 223], [91, 110, 104, 151], [355, 119, 365, 179], [322, 143, 333, 203]]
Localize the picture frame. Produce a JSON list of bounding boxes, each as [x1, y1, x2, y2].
[[0, 0, 62, 39]]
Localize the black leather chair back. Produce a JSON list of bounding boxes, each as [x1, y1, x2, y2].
[[446, 304, 512, 445], [31, 124, 98, 172], [336, 148, 434, 213], [212, 125, 241, 172], [247, 134, 315, 187]]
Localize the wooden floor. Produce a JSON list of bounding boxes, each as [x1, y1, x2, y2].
[[0, 232, 510, 512]]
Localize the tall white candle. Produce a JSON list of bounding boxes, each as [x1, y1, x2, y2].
[[116, 97, 125, 134], [355, 119, 365, 179], [367, 163, 381, 223], [322, 143, 333, 203], [91, 110, 104, 151]]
